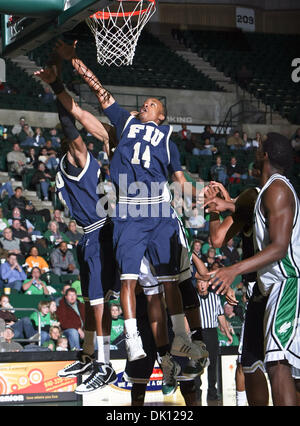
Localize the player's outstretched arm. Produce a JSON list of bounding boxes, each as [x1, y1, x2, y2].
[[34, 67, 111, 156], [55, 40, 115, 110]]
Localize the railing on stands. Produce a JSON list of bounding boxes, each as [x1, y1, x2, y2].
[[0, 307, 41, 347], [215, 98, 271, 135]]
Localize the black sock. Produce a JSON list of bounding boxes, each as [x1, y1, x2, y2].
[[191, 327, 203, 341], [157, 344, 170, 357]]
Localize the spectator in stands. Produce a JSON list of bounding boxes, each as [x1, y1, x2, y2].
[[2, 326, 23, 351], [192, 239, 203, 259], [210, 155, 227, 185], [110, 303, 124, 345], [56, 288, 85, 350], [194, 138, 217, 156], [25, 147, 39, 169], [42, 325, 61, 351], [25, 246, 49, 273], [8, 207, 36, 236], [11, 117, 26, 136], [0, 294, 37, 341], [226, 130, 244, 150], [186, 207, 206, 237], [38, 147, 49, 164], [8, 187, 51, 223], [32, 127, 46, 147], [201, 236, 224, 261], [203, 247, 219, 270], [6, 143, 27, 177], [65, 220, 82, 247], [50, 241, 79, 277], [0, 181, 14, 199], [30, 300, 51, 344], [223, 302, 244, 343], [53, 210, 68, 234], [22, 266, 49, 295], [56, 336, 69, 351], [10, 218, 33, 256], [201, 125, 215, 144], [18, 123, 35, 145], [227, 156, 247, 183], [31, 162, 52, 201], [49, 300, 60, 327], [0, 253, 26, 292], [0, 228, 23, 259], [40, 86, 55, 105], [221, 238, 240, 266], [0, 207, 9, 233], [87, 141, 98, 158], [45, 150, 59, 171], [48, 128, 61, 149], [55, 283, 71, 305], [44, 220, 69, 246], [179, 124, 191, 141]]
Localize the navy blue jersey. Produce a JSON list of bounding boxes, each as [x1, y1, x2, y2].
[[104, 102, 176, 207], [56, 152, 106, 228]]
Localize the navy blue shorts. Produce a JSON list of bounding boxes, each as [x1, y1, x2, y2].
[[112, 216, 181, 282], [77, 223, 120, 306]]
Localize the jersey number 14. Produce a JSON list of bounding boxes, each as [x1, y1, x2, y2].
[[131, 143, 151, 168]]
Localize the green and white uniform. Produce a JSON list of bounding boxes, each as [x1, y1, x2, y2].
[[254, 173, 300, 373]]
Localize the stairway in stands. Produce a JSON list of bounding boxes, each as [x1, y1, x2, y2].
[[150, 25, 289, 126]]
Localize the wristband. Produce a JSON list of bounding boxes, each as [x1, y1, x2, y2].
[[49, 79, 65, 95], [209, 212, 220, 222]]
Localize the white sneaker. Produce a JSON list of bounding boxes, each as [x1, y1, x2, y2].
[[125, 332, 146, 362], [192, 339, 209, 359], [171, 334, 209, 360]]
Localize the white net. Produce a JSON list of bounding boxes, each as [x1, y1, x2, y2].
[[86, 0, 156, 67]]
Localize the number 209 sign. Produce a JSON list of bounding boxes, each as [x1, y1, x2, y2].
[[236, 7, 255, 32]]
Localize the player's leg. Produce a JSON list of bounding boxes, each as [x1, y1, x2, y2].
[[113, 219, 153, 361], [139, 256, 181, 393], [266, 360, 297, 406], [179, 380, 199, 406], [235, 362, 247, 406], [241, 283, 269, 406]]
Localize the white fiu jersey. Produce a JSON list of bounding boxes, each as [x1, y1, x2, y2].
[[254, 173, 300, 296]]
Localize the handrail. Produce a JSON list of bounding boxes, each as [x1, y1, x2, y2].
[[0, 307, 41, 347]]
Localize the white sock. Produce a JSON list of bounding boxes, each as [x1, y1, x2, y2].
[[82, 330, 95, 356], [171, 313, 187, 336], [96, 336, 106, 364], [103, 335, 111, 364], [236, 390, 247, 406], [124, 318, 138, 337]]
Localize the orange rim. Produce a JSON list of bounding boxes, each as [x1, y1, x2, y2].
[[90, 0, 155, 20]]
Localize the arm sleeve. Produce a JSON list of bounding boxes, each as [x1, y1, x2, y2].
[[168, 140, 182, 175], [56, 99, 80, 141]]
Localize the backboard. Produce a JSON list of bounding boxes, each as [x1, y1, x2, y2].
[[1, 0, 110, 58]]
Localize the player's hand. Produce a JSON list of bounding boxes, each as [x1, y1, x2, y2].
[[208, 266, 237, 295], [203, 196, 232, 213], [209, 181, 231, 201], [34, 67, 57, 84], [225, 287, 238, 306], [55, 39, 78, 60]]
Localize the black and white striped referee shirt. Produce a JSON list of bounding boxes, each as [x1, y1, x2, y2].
[[198, 292, 224, 329]]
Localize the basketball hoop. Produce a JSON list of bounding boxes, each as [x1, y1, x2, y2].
[[86, 0, 156, 67]]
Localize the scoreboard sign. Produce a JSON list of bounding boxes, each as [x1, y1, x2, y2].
[[236, 7, 255, 33]]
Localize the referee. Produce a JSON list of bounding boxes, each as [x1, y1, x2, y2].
[[196, 279, 232, 404]]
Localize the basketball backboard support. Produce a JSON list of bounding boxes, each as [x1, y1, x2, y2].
[[1, 0, 110, 58]]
